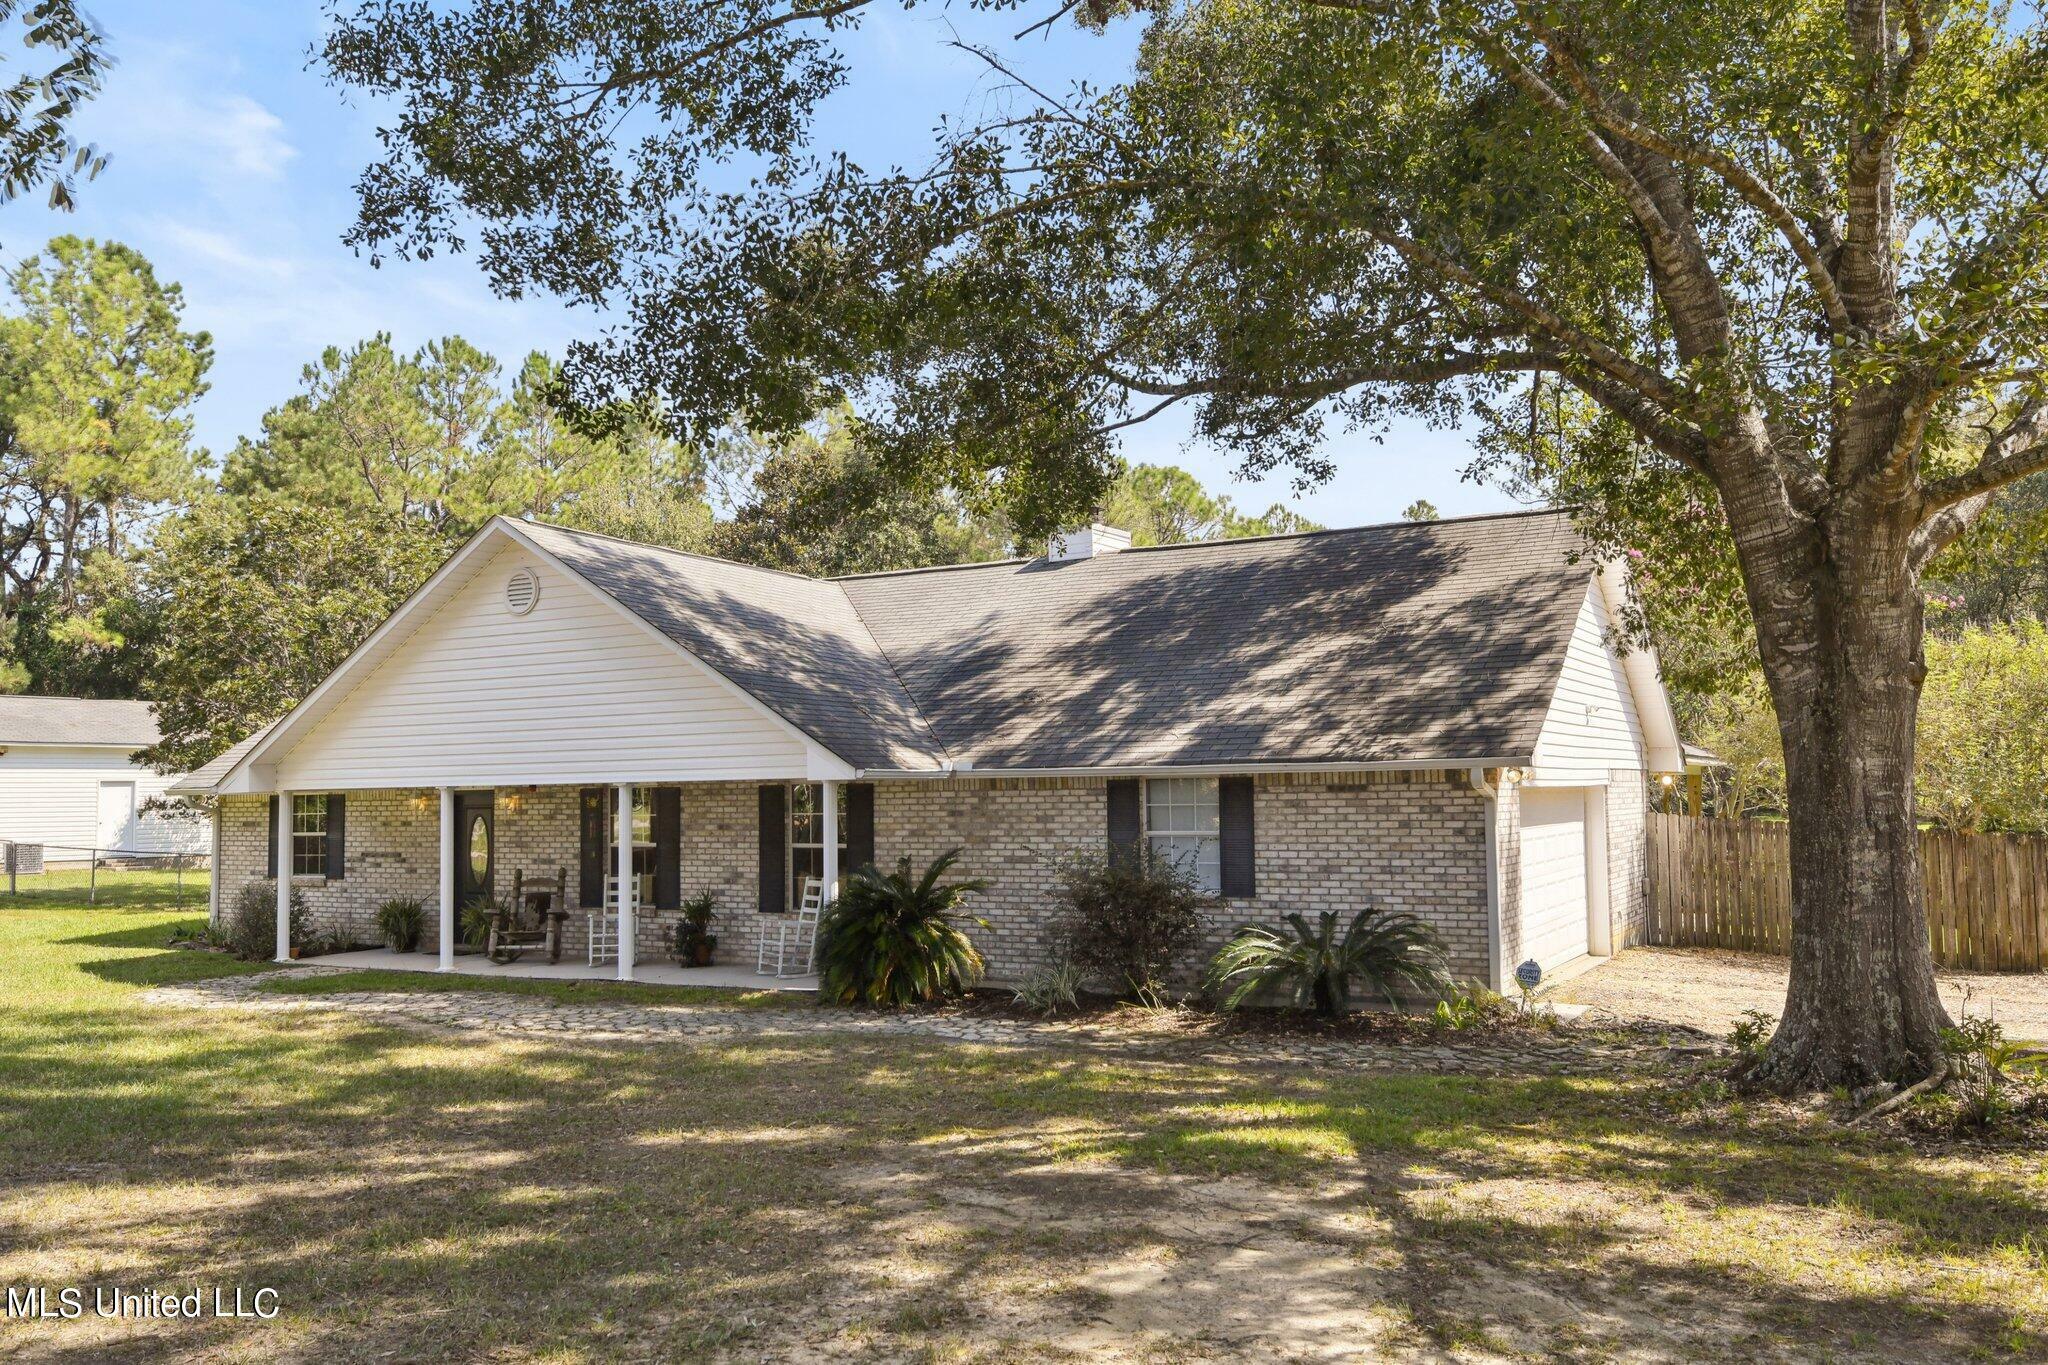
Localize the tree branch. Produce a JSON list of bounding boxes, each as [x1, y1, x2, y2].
[[1097, 348, 1561, 401], [1527, 21, 1853, 335], [1353, 220, 1692, 414], [1920, 397, 2048, 512]]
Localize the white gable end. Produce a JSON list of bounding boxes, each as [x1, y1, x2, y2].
[[1529, 579, 1646, 784], [270, 543, 810, 790]]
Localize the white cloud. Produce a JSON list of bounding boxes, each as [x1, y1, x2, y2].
[[203, 95, 297, 181], [79, 41, 297, 192]]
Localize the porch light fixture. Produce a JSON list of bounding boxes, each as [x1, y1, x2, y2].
[[411, 791, 432, 814], [503, 792, 523, 814]]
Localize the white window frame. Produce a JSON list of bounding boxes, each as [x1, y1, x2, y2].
[[788, 782, 848, 913], [1144, 776, 1221, 893], [291, 794, 328, 878], [607, 786, 656, 904]]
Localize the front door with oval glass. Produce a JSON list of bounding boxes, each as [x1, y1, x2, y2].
[[454, 791, 494, 917]]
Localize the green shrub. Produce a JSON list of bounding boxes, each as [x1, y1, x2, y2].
[[1431, 984, 1513, 1031], [1055, 845, 1212, 1006], [375, 897, 427, 952], [459, 898, 502, 951], [226, 882, 309, 962], [816, 850, 988, 1006], [1013, 958, 1085, 1015], [1728, 1008, 1776, 1061], [1205, 905, 1452, 1016], [1940, 1014, 2048, 1129]]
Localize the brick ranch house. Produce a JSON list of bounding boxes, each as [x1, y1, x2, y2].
[[173, 508, 1688, 991]]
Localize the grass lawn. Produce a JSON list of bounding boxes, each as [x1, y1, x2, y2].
[[2, 905, 2044, 1362], [2, 864, 211, 912]]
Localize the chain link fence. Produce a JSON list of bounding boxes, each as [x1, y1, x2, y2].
[[3, 842, 213, 910]]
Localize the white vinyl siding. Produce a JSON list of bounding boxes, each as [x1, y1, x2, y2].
[[272, 545, 810, 789], [1146, 776, 1220, 893], [1517, 786, 1590, 974], [1530, 580, 1646, 784], [0, 746, 205, 856]]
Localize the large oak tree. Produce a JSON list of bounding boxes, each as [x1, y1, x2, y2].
[[322, 0, 2048, 1090]]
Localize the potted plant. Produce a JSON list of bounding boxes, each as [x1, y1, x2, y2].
[[672, 892, 717, 967]]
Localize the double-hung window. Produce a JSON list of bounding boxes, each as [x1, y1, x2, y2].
[[1145, 777, 1220, 893], [291, 795, 328, 877], [606, 786, 657, 904], [788, 782, 848, 911]]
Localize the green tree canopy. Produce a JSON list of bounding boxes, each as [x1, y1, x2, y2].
[[0, 1, 109, 212], [136, 494, 449, 773], [0, 236, 211, 693], [323, 0, 2048, 1088], [1098, 463, 1320, 546], [223, 336, 712, 539], [1692, 621, 2048, 837], [715, 409, 1010, 576]]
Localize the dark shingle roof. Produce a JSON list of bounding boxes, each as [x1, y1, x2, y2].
[[838, 510, 1587, 770], [525, 509, 1588, 771], [168, 725, 271, 796], [0, 696, 160, 748], [520, 522, 950, 770]]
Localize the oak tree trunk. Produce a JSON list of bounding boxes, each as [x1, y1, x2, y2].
[[1740, 501, 1951, 1092]]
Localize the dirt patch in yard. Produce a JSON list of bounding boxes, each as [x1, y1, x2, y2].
[[1553, 946, 2048, 1042]]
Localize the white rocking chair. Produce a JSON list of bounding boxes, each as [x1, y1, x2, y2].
[[589, 873, 640, 966], [757, 876, 823, 978]]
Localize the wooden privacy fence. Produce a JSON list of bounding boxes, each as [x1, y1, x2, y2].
[[1646, 812, 2048, 972]]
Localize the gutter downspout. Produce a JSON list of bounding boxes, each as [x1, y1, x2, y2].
[[1469, 766, 1504, 993]]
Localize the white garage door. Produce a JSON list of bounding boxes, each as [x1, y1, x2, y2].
[[1517, 787, 1589, 975]]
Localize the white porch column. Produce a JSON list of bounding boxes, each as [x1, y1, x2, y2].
[[616, 783, 635, 981], [274, 791, 294, 962], [820, 779, 840, 905], [438, 788, 455, 971]]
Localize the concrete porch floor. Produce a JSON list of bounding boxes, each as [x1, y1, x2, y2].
[[312, 947, 818, 993]]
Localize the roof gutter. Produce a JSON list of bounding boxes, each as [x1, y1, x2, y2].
[[852, 755, 1532, 781]]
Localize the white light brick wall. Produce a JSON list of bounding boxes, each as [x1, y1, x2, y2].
[[872, 770, 1494, 986], [216, 792, 437, 948], [213, 768, 1643, 991], [873, 777, 1109, 982], [220, 785, 764, 965], [1606, 766, 1648, 947]]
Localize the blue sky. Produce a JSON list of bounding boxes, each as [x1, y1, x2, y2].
[[5, 2, 1522, 528]]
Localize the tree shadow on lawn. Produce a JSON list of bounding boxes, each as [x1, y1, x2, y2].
[[0, 1010, 2038, 1361]]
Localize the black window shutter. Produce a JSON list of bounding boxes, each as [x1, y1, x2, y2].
[[267, 795, 279, 877], [578, 787, 604, 908], [1219, 776, 1255, 898], [653, 787, 682, 910], [757, 784, 786, 914], [325, 794, 347, 881], [1106, 778, 1142, 866], [846, 783, 875, 874]]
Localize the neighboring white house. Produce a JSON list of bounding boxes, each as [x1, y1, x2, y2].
[[0, 696, 205, 862]]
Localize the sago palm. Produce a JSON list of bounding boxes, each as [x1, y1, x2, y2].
[[1205, 905, 1452, 1016], [816, 849, 989, 1006]]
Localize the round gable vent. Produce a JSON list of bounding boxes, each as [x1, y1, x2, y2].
[[505, 567, 540, 616]]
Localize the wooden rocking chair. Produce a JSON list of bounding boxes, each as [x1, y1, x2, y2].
[[487, 867, 569, 964]]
